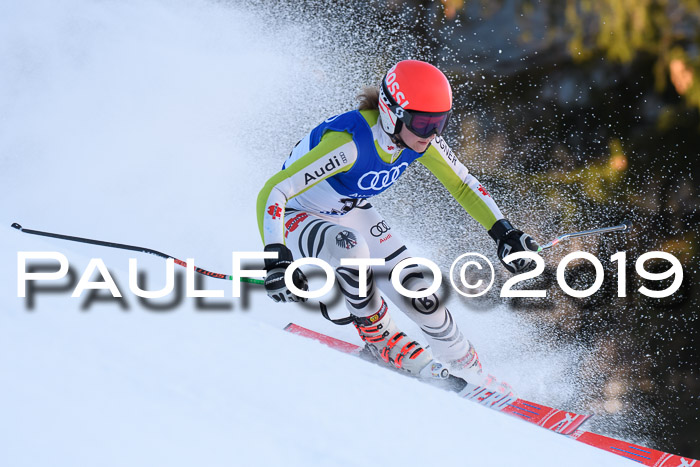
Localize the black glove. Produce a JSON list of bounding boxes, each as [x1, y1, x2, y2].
[[263, 243, 309, 303], [488, 219, 540, 273]]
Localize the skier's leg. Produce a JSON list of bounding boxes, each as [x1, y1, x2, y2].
[[381, 254, 485, 381], [283, 208, 440, 377], [335, 205, 484, 382]]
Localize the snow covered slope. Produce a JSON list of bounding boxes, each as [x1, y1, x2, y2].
[[2, 299, 635, 467], [2, 1, 637, 465]]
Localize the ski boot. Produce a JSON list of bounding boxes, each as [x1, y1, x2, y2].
[[353, 299, 448, 380], [447, 342, 517, 405], [445, 341, 483, 382]]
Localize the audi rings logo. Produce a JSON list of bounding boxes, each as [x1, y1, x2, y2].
[[357, 163, 408, 191], [370, 221, 391, 237]]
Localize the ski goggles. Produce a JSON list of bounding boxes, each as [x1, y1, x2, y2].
[[380, 81, 452, 138], [400, 110, 452, 138]]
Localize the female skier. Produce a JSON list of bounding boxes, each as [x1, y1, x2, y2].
[[257, 60, 539, 382]]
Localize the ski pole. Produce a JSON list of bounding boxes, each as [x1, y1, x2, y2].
[[11, 222, 264, 284], [537, 220, 632, 252]]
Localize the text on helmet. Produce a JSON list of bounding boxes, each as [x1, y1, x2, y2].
[[385, 64, 410, 107]]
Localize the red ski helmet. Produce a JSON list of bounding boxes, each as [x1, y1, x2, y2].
[[378, 60, 452, 138]]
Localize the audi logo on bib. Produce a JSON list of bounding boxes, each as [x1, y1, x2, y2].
[[357, 163, 409, 191]]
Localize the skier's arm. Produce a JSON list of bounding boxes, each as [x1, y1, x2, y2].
[[420, 137, 540, 273], [419, 136, 503, 230], [256, 131, 357, 245]]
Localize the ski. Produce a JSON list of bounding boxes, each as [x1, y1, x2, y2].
[[567, 430, 699, 466], [284, 323, 699, 465], [284, 322, 591, 436]]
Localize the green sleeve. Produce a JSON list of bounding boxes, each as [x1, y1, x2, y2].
[[418, 144, 502, 230]]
